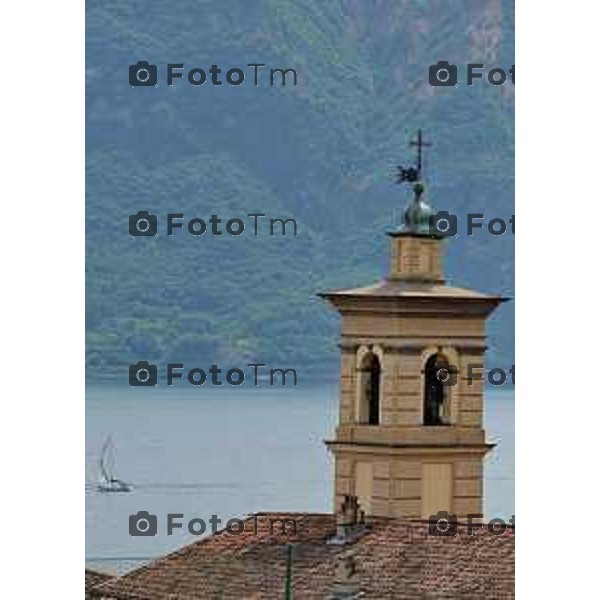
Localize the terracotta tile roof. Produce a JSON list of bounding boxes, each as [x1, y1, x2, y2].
[[95, 513, 514, 599], [86, 568, 115, 597]]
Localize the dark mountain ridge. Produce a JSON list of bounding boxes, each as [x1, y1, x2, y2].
[[86, 0, 514, 380]]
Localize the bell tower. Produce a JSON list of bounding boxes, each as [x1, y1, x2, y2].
[[319, 132, 504, 519]]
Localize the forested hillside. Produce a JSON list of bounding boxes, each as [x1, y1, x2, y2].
[[86, 0, 514, 380]]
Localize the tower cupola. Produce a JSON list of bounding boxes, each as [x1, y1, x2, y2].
[[402, 182, 435, 235]]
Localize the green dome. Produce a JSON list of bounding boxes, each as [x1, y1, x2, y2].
[[403, 183, 434, 234]]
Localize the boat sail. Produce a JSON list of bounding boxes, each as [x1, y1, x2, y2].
[[97, 436, 132, 493]]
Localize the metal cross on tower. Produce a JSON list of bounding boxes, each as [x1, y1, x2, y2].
[[409, 129, 431, 174], [396, 129, 431, 184]]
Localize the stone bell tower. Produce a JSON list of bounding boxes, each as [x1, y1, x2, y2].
[[319, 132, 504, 519]]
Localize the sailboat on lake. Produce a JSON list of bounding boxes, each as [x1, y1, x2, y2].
[[97, 436, 132, 493]]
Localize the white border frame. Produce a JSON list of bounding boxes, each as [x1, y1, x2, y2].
[[1, 1, 84, 597]]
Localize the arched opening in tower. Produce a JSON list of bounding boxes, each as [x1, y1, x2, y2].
[[424, 353, 447, 426], [360, 352, 381, 425]]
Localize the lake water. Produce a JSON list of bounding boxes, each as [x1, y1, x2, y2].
[[86, 384, 514, 574]]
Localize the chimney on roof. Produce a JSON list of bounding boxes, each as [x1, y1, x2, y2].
[[328, 495, 370, 545]]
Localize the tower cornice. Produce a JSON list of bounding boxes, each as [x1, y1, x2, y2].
[[319, 284, 507, 318]]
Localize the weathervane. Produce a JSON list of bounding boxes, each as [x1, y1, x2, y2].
[[396, 129, 431, 186]]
